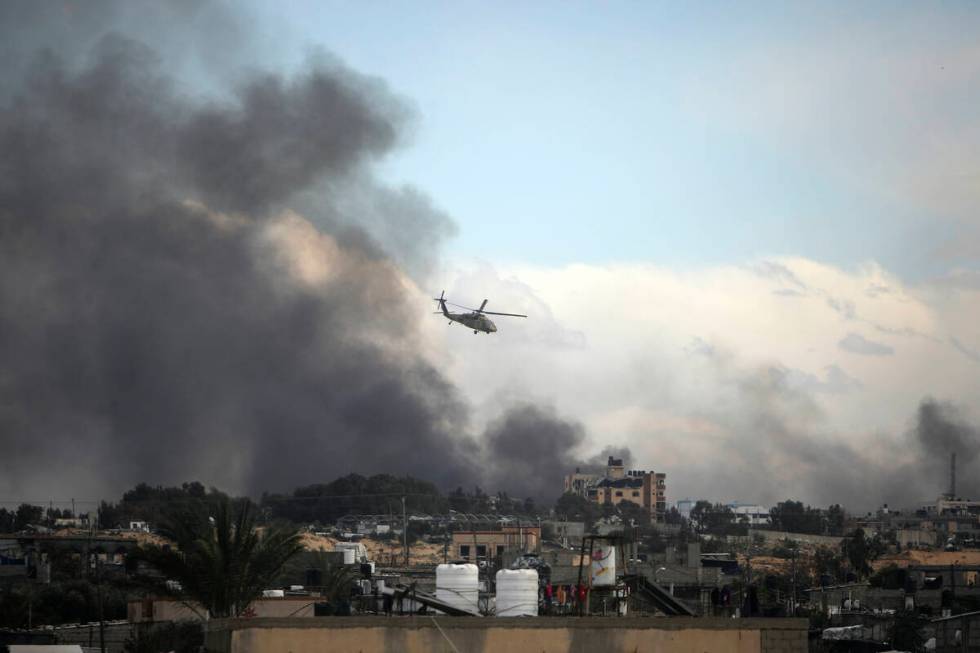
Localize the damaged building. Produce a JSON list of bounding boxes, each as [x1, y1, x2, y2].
[[563, 457, 667, 523]]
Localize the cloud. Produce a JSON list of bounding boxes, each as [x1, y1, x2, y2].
[[438, 256, 980, 508], [951, 337, 980, 364], [839, 332, 895, 356]]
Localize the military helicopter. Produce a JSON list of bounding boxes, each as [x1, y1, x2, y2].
[[434, 291, 527, 334]]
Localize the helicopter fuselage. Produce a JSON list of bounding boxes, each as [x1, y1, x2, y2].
[[448, 311, 497, 333]]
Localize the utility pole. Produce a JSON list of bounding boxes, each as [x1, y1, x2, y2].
[[790, 545, 797, 617], [402, 496, 408, 566], [97, 556, 106, 653]]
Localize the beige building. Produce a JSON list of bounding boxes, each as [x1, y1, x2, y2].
[[563, 457, 667, 522], [452, 525, 541, 562]]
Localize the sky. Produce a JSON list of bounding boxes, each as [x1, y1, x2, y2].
[[258, 2, 980, 507], [253, 1, 980, 277], [3, 1, 980, 511]]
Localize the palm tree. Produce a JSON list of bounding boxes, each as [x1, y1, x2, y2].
[[139, 499, 303, 618]]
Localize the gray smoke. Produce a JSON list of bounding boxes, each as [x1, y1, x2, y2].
[[0, 2, 616, 505], [482, 404, 632, 502], [0, 7, 480, 500], [913, 399, 980, 498], [680, 351, 980, 509]]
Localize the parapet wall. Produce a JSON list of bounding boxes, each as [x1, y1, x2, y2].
[[205, 616, 808, 653]]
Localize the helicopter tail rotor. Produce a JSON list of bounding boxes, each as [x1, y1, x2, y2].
[[433, 290, 450, 317]]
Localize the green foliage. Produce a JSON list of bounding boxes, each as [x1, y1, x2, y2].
[[0, 507, 13, 532], [769, 500, 825, 535], [14, 503, 44, 530], [272, 550, 359, 603], [0, 580, 129, 628], [137, 498, 303, 618], [812, 545, 844, 585], [869, 564, 905, 589], [262, 474, 448, 524], [616, 500, 650, 527], [826, 504, 846, 536], [664, 506, 683, 525], [840, 528, 884, 579], [97, 482, 235, 529], [689, 501, 745, 537], [554, 492, 601, 526], [889, 610, 927, 652]]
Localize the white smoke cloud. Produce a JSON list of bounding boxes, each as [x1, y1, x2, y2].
[[434, 256, 980, 509]]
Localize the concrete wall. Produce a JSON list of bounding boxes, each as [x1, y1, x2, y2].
[[128, 598, 317, 623], [205, 616, 808, 653], [746, 529, 844, 548]]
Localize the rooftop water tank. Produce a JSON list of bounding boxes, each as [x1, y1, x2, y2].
[[495, 569, 538, 617], [436, 563, 479, 613]]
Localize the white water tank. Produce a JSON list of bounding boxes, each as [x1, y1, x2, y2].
[[436, 563, 479, 613], [495, 569, 538, 617], [341, 548, 356, 565]]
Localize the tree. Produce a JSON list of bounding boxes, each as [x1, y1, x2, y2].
[[0, 508, 15, 532], [826, 504, 846, 536], [138, 499, 303, 618], [554, 493, 601, 527], [14, 504, 43, 530], [889, 611, 927, 652], [841, 528, 882, 579], [689, 500, 713, 536], [812, 545, 844, 585], [616, 500, 650, 527], [689, 501, 740, 536], [770, 500, 824, 534]]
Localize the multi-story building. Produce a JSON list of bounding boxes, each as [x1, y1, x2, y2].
[[727, 502, 771, 526], [563, 457, 667, 522]]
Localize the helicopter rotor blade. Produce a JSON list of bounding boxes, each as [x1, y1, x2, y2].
[[480, 310, 527, 318], [446, 301, 478, 311]]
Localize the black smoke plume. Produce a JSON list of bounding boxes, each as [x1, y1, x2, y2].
[[0, 23, 479, 499], [481, 404, 632, 502], [0, 4, 620, 504], [913, 399, 980, 498]]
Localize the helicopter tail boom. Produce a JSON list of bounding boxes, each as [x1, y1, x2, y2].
[[434, 290, 450, 317]]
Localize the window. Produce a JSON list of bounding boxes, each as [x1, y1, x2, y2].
[[460, 545, 470, 559], [615, 491, 623, 497], [476, 545, 487, 558], [497, 545, 505, 556], [632, 491, 640, 497]]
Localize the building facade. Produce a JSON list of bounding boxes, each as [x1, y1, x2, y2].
[[452, 525, 541, 563], [563, 457, 667, 523]]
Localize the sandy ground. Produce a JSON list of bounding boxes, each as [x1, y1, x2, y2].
[[874, 549, 980, 569], [299, 532, 448, 566], [739, 555, 793, 576]]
